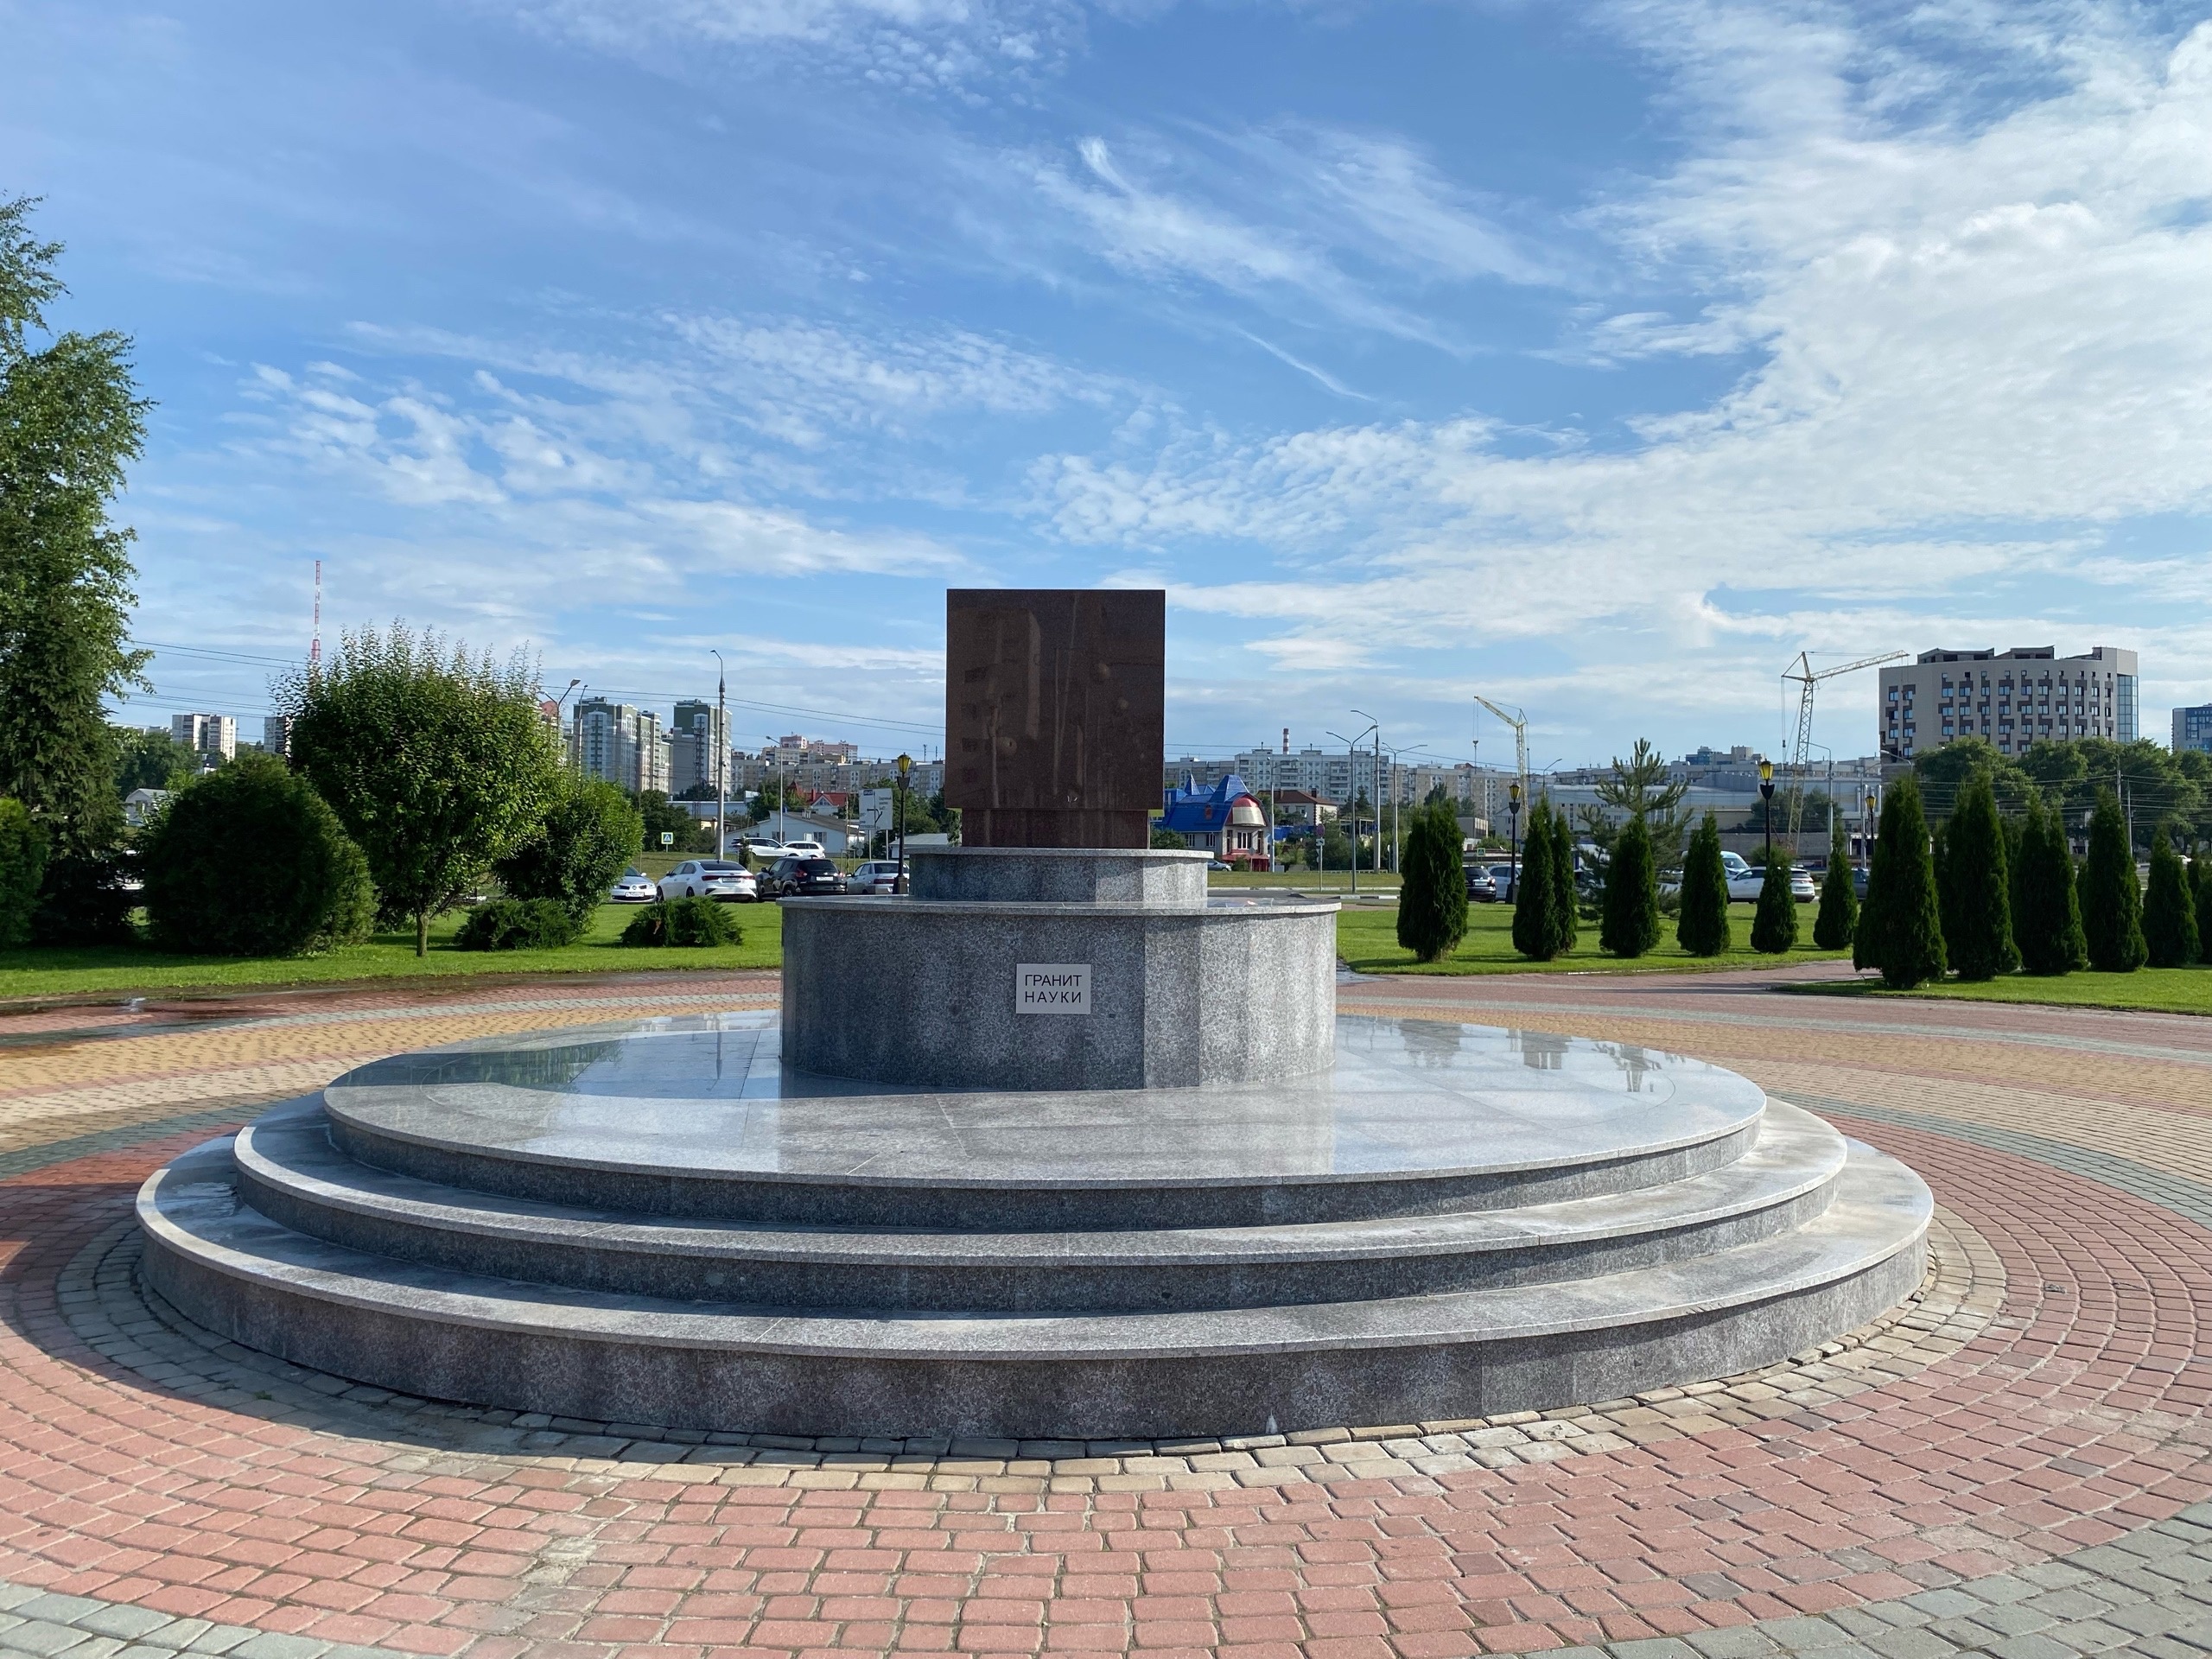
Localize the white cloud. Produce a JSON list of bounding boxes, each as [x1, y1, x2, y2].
[[1027, 4, 2212, 741]]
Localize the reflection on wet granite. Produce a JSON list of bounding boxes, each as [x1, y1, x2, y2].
[[325, 1012, 1764, 1185]]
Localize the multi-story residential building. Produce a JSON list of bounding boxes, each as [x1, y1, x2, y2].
[[669, 700, 732, 799], [2174, 704, 2212, 754], [171, 713, 236, 764], [571, 698, 668, 795], [1878, 645, 2138, 761], [261, 715, 296, 760]]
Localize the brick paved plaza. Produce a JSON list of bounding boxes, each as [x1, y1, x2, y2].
[[3, 966, 2211, 1659]]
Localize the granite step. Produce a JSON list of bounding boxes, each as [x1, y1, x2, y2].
[[232, 1098, 1847, 1313], [138, 1134, 1929, 1440]]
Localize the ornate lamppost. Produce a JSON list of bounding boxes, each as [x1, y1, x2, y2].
[[1506, 779, 1523, 903], [894, 753, 912, 893], [1758, 757, 1776, 868]]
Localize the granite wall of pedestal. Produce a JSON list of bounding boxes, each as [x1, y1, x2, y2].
[[782, 899, 1338, 1090]]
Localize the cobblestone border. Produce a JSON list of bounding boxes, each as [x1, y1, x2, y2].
[[57, 1205, 1998, 1495]]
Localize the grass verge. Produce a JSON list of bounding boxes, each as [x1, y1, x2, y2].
[[1337, 899, 1845, 976], [1783, 963, 2212, 1016], [0, 901, 782, 1001]]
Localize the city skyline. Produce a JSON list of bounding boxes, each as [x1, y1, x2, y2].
[[9, 2, 2209, 766]]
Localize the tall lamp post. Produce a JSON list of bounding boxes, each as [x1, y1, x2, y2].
[[554, 679, 583, 770], [1329, 721, 1379, 895], [893, 753, 912, 893], [1758, 757, 1776, 867], [1506, 780, 1522, 903], [710, 651, 727, 859]]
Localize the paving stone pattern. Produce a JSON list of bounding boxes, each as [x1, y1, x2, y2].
[[0, 967, 2208, 1657]]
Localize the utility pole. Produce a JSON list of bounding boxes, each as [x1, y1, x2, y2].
[[711, 651, 727, 860]]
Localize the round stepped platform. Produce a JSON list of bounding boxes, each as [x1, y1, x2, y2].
[[140, 1013, 1930, 1440]]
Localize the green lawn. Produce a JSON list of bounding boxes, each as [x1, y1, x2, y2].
[[0, 900, 782, 1001], [1784, 963, 2212, 1016], [1337, 899, 1844, 976]]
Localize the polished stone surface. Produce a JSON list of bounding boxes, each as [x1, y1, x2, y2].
[[326, 1013, 1765, 1185], [907, 847, 1209, 908]]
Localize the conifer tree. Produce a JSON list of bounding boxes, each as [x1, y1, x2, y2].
[[1750, 847, 1797, 953], [2196, 851, 2212, 972], [1599, 816, 1661, 957], [1854, 772, 1946, 988], [1675, 810, 1731, 956], [1811, 815, 1856, 950], [2013, 794, 2086, 976], [1549, 805, 1579, 955], [2143, 819, 2198, 968], [1510, 799, 1562, 960], [1395, 798, 1469, 963], [2081, 789, 2146, 973], [1938, 773, 2013, 980]]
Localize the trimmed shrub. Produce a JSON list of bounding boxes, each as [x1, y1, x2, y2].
[[1811, 816, 1856, 950], [31, 853, 138, 944], [1750, 852, 1798, 954], [1599, 817, 1660, 958], [2143, 821, 2198, 969], [142, 754, 376, 956], [1937, 774, 2013, 981], [1853, 772, 1947, 988], [1675, 811, 1731, 957], [620, 896, 742, 948], [0, 798, 45, 947], [496, 778, 644, 925], [1510, 800, 1565, 961], [2081, 789, 2145, 973], [455, 896, 584, 951], [1549, 807, 1579, 953], [1395, 799, 1468, 963], [2014, 794, 2086, 976]]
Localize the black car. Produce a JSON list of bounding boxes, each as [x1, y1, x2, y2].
[[763, 855, 849, 898]]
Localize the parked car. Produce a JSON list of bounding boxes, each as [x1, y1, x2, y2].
[[1464, 866, 1497, 902], [850, 860, 906, 894], [658, 860, 759, 903], [761, 855, 849, 898], [1487, 862, 1522, 900], [779, 839, 828, 859], [609, 868, 657, 904], [1724, 853, 1815, 902]]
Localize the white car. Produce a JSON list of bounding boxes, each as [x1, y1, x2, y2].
[[1725, 853, 1815, 902], [849, 860, 906, 894], [608, 868, 657, 904], [658, 860, 759, 903]]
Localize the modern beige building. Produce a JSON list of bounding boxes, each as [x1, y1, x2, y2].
[[1878, 645, 2138, 761]]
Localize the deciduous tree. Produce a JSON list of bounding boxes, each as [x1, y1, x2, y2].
[[281, 626, 563, 957]]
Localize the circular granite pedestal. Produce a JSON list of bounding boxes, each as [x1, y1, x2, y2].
[[138, 1013, 1929, 1440]]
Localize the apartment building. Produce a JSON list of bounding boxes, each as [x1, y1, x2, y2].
[[261, 715, 296, 760], [1878, 645, 2138, 761], [2175, 704, 2212, 755], [571, 698, 669, 795], [669, 700, 732, 798], [170, 713, 237, 764]]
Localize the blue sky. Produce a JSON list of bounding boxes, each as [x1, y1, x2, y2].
[[6, 0, 2211, 772]]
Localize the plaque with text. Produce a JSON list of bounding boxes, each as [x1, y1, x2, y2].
[[945, 588, 1165, 849], [1015, 963, 1091, 1014]]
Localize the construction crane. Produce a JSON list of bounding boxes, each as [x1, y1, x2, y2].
[[1781, 651, 1905, 855], [1473, 696, 1529, 810]]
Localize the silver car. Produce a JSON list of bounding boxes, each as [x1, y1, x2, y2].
[[608, 868, 657, 904], [658, 860, 759, 903], [850, 860, 906, 894]]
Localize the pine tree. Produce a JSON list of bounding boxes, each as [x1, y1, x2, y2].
[[1510, 799, 1562, 960], [1938, 773, 2013, 980], [1395, 799, 1469, 963], [1599, 817, 1661, 957], [1549, 806, 1579, 955], [2081, 789, 2146, 973], [1675, 811, 1731, 956], [1811, 815, 1856, 950], [1750, 849, 1797, 953], [2013, 794, 2086, 976], [2143, 820, 2198, 968], [1854, 772, 1946, 988]]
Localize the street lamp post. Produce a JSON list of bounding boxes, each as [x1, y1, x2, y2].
[[1330, 721, 1379, 895], [894, 753, 912, 893], [1506, 781, 1523, 902], [710, 651, 727, 860], [1758, 757, 1776, 868], [554, 679, 582, 770]]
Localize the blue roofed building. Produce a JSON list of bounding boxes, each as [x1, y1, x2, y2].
[[1159, 772, 1272, 868]]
